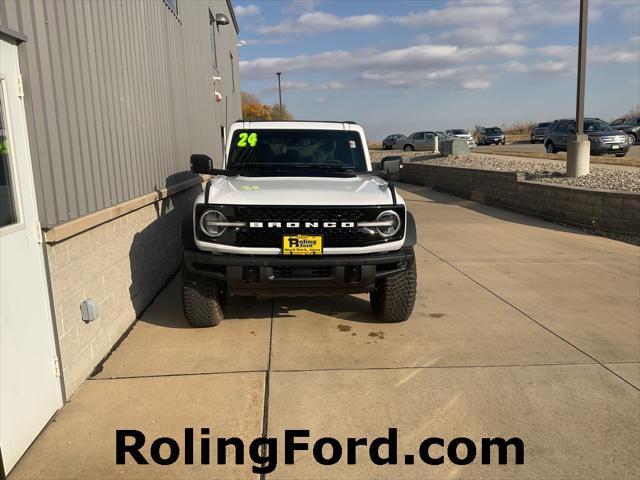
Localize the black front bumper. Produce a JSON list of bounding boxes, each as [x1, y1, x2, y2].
[[591, 144, 630, 155], [184, 247, 415, 296]]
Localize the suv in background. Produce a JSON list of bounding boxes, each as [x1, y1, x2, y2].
[[612, 116, 639, 145], [530, 122, 551, 143], [544, 118, 630, 157], [478, 127, 506, 145], [445, 129, 476, 148], [382, 133, 406, 150], [184, 120, 417, 327], [396, 131, 437, 151]]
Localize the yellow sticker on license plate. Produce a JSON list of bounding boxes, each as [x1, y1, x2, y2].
[[282, 235, 323, 255]]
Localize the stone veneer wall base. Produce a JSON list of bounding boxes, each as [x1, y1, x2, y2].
[[399, 163, 640, 236], [45, 181, 204, 397]]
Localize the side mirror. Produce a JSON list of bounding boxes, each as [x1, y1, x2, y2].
[[190, 154, 214, 174], [381, 156, 401, 174]]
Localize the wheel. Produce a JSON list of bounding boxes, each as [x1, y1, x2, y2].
[[615, 153, 627, 157], [403, 144, 414, 151], [629, 133, 637, 145], [530, 140, 535, 144], [383, 144, 390, 150], [545, 142, 557, 153], [181, 268, 224, 327], [370, 251, 417, 323], [501, 141, 506, 145]]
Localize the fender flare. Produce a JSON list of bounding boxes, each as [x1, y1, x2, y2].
[[403, 211, 417, 247]]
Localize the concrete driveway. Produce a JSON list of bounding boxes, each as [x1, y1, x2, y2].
[[9, 185, 640, 480]]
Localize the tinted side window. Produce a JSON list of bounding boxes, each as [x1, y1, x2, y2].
[[556, 122, 568, 133]]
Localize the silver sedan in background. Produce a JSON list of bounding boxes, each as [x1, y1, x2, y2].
[[393, 131, 438, 151], [382, 133, 406, 150]]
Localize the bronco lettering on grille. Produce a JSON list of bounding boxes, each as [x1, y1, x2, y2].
[[249, 221, 355, 228]]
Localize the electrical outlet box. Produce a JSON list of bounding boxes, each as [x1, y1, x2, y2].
[[80, 298, 99, 322]]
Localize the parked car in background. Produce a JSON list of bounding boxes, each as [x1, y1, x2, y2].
[[530, 122, 552, 143], [610, 117, 627, 127], [544, 118, 630, 157], [612, 116, 639, 145], [478, 127, 506, 145], [445, 129, 476, 148], [382, 133, 406, 150], [395, 131, 437, 151]]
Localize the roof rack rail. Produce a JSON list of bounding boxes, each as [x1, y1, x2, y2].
[[235, 119, 360, 124]]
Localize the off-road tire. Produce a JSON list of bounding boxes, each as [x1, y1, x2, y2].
[[181, 269, 224, 327], [370, 254, 417, 323]]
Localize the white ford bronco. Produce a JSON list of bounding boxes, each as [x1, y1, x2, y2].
[[183, 120, 417, 327]]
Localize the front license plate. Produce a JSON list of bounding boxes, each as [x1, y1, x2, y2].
[[611, 144, 620, 150], [282, 235, 323, 255]]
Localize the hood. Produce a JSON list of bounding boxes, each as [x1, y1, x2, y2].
[[203, 175, 399, 206]]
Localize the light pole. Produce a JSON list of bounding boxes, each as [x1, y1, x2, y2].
[[276, 72, 283, 120], [567, 0, 590, 177]]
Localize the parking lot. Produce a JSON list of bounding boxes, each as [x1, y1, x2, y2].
[[9, 184, 639, 480], [475, 142, 640, 162]]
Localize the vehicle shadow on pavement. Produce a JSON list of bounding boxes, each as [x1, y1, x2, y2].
[[273, 294, 384, 324]]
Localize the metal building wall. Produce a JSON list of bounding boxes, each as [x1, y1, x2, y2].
[[0, 0, 240, 228]]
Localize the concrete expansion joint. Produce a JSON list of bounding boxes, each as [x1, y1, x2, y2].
[[415, 242, 640, 393]]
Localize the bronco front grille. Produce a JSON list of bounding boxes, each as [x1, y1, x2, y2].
[[195, 205, 405, 248]]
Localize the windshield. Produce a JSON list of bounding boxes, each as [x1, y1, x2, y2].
[[584, 120, 615, 132], [623, 117, 639, 125], [451, 129, 468, 135], [485, 128, 502, 135], [538, 122, 551, 128], [227, 129, 367, 174]]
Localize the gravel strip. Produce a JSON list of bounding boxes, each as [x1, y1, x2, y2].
[[368, 150, 437, 163], [397, 154, 640, 193]]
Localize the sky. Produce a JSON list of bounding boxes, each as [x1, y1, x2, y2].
[[234, 0, 640, 140]]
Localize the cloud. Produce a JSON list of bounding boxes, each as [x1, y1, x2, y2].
[[460, 79, 492, 91], [284, 0, 321, 14], [392, 2, 513, 28], [234, 4, 261, 16], [262, 80, 347, 93], [257, 11, 382, 35], [240, 43, 527, 78], [436, 27, 527, 46]]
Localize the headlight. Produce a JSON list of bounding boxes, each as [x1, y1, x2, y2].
[[376, 210, 401, 237], [359, 210, 402, 237], [199, 210, 229, 237]]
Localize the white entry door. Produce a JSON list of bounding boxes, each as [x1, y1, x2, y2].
[[0, 36, 63, 474]]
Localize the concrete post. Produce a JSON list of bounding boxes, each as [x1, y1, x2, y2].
[[567, 134, 590, 177], [568, 0, 589, 177]]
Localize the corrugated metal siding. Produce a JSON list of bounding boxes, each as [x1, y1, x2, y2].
[[0, 0, 241, 227]]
